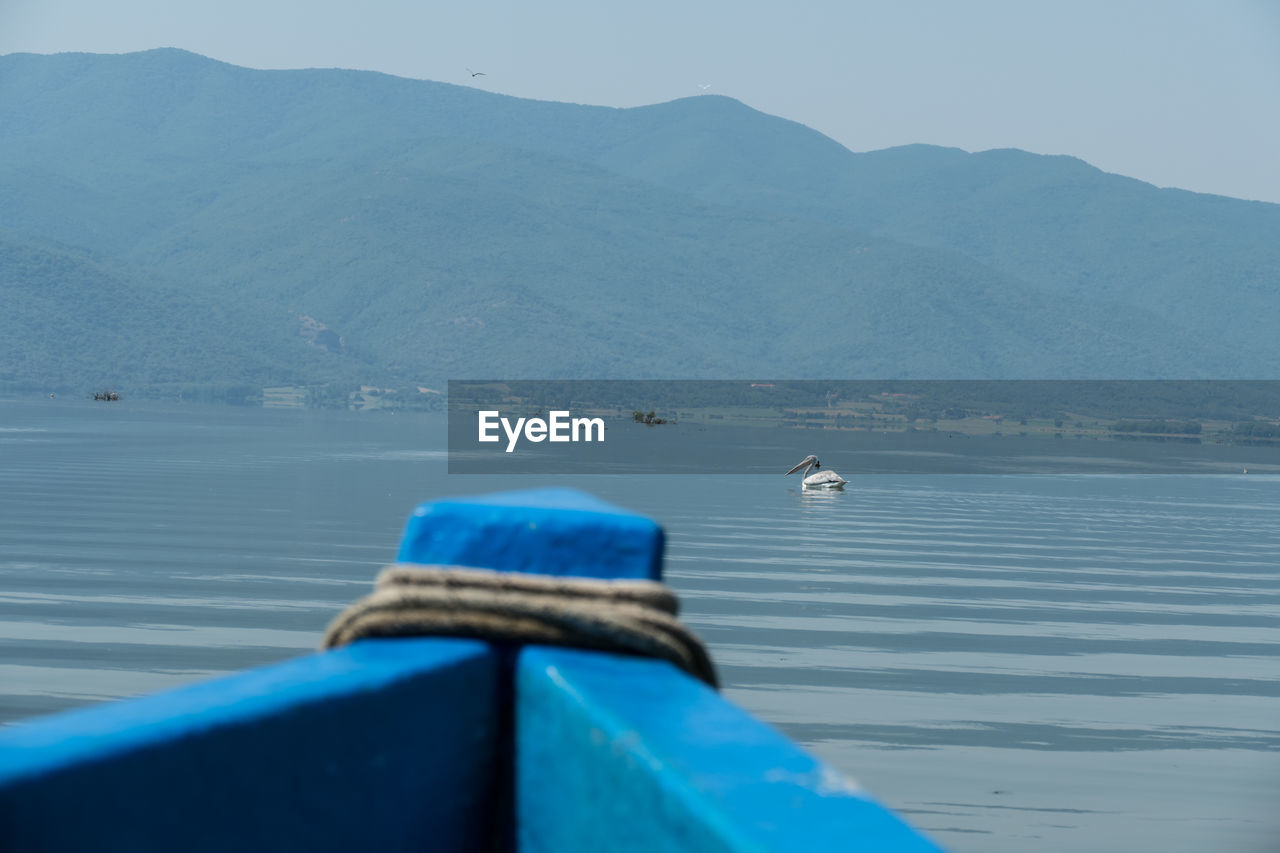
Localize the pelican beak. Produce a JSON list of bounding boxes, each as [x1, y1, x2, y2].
[[785, 460, 810, 475]]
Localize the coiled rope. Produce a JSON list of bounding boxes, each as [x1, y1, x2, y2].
[[322, 565, 718, 688]]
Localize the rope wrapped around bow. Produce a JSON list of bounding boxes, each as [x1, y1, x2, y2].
[[322, 565, 718, 688]]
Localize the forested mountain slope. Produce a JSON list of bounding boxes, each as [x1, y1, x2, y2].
[[2, 49, 1272, 394]]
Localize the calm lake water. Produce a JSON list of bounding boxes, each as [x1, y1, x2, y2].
[[2, 399, 1277, 852]]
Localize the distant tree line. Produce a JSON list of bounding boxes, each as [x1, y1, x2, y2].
[[452, 381, 1280, 425], [1230, 421, 1280, 439], [1111, 419, 1202, 435]]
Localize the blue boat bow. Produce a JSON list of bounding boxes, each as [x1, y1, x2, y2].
[[0, 487, 945, 852]]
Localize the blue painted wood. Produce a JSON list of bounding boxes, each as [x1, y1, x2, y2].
[[517, 646, 946, 853], [397, 486, 664, 580], [1, 487, 945, 852], [0, 639, 497, 852]]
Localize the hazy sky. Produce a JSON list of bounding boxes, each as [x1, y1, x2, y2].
[[4, 0, 1279, 203]]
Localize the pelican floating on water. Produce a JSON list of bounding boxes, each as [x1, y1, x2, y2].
[[785, 455, 847, 489]]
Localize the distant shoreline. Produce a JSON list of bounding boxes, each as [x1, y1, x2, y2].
[[447, 380, 1280, 448]]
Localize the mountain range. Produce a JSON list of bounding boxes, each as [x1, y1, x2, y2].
[[2, 48, 1278, 398]]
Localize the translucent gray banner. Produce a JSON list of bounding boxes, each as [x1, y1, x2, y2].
[[447, 380, 1280, 474]]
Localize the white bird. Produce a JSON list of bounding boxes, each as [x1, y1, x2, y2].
[[697, 83, 711, 92], [785, 455, 847, 489]]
